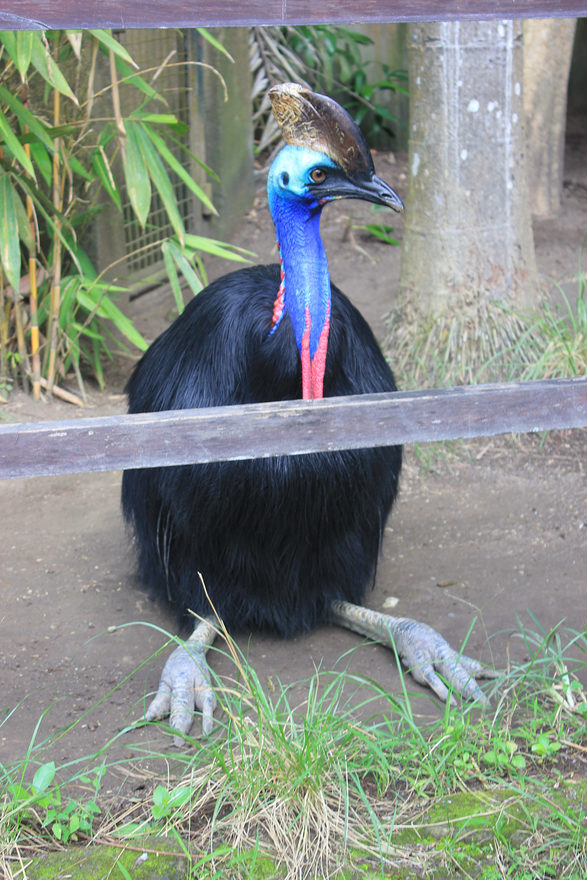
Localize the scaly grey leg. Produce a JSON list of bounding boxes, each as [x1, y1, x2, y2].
[[331, 600, 498, 706]]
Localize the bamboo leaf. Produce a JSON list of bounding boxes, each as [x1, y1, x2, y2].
[[15, 31, 33, 77], [0, 172, 21, 291], [184, 233, 253, 263], [67, 153, 92, 182], [143, 124, 217, 215], [76, 287, 148, 350], [45, 123, 82, 139], [16, 174, 82, 275], [132, 113, 181, 126], [165, 130, 220, 182], [133, 121, 185, 245], [89, 29, 138, 67], [65, 30, 82, 61], [91, 147, 121, 210], [29, 142, 52, 186], [60, 230, 98, 280], [14, 184, 35, 253], [0, 32, 17, 66], [196, 28, 234, 61], [122, 121, 151, 227], [0, 112, 36, 178], [111, 53, 161, 102], [165, 239, 204, 300], [0, 85, 55, 152], [161, 239, 185, 313], [30, 33, 77, 103], [71, 321, 104, 342]]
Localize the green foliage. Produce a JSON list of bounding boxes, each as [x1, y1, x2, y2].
[[250, 26, 407, 155], [0, 29, 247, 398], [151, 783, 193, 821], [285, 26, 408, 144], [353, 206, 401, 247], [2, 758, 103, 845]]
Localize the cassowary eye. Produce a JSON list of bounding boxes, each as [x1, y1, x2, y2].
[[310, 168, 326, 183], [281, 171, 289, 185]]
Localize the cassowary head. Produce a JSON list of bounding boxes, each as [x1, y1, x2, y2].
[[266, 83, 403, 400], [269, 82, 404, 212]]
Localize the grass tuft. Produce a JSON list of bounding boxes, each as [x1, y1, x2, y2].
[[385, 254, 586, 390]]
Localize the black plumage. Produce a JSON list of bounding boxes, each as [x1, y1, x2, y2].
[[122, 264, 401, 638]]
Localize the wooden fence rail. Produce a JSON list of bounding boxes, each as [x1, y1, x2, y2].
[[1, 0, 586, 30], [1, 378, 585, 480]]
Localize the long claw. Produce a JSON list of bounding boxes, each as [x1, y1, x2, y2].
[[411, 662, 455, 705], [331, 600, 496, 706], [145, 682, 172, 721], [145, 617, 218, 742]]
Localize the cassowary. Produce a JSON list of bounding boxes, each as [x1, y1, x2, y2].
[[122, 83, 494, 740]]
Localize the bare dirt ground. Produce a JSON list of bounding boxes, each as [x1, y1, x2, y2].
[[1, 129, 586, 783]]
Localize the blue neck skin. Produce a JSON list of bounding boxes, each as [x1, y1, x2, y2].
[[267, 147, 333, 373]]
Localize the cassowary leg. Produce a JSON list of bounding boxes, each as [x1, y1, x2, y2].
[[145, 617, 218, 743], [331, 600, 498, 707]]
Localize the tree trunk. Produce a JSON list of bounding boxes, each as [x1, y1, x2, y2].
[[391, 20, 539, 385], [523, 18, 577, 218]]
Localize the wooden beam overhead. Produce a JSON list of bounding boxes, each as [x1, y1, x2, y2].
[[1, 0, 586, 31]]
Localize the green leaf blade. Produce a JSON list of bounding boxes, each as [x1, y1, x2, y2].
[[184, 233, 253, 263], [134, 121, 185, 245], [143, 124, 217, 215], [89, 30, 137, 67], [29, 32, 76, 103], [32, 761, 56, 794], [15, 31, 34, 77], [0, 172, 21, 292], [0, 111, 36, 178], [122, 121, 151, 228], [0, 85, 55, 152]]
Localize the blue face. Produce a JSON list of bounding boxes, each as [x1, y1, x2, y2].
[[267, 145, 339, 210]]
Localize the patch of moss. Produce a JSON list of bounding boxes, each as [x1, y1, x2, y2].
[[24, 782, 587, 879], [27, 837, 188, 880], [26, 837, 283, 880]]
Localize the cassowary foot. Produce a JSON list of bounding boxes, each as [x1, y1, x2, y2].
[[145, 617, 217, 744], [331, 600, 498, 707]]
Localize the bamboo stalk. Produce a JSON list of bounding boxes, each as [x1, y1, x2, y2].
[[46, 87, 62, 392], [23, 94, 41, 398], [27, 253, 40, 397], [35, 374, 84, 406], [20, 78, 41, 398], [12, 297, 31, 388]]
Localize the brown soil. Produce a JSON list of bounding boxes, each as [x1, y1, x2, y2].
[[1, 138, 585, 781]]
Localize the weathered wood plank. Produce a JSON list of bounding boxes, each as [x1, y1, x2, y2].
[[1, 0, 586, 30], [1, 378, 585, 480]]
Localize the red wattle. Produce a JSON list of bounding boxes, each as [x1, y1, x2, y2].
[[301, 304, 330, 400], [270, 247, 285, 330]]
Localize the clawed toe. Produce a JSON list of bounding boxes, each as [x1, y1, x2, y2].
[[331, 600, 497, 707], [145, 618, 218, 740]]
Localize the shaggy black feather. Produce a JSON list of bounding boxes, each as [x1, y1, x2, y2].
[[122, 264, 402, 637]]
